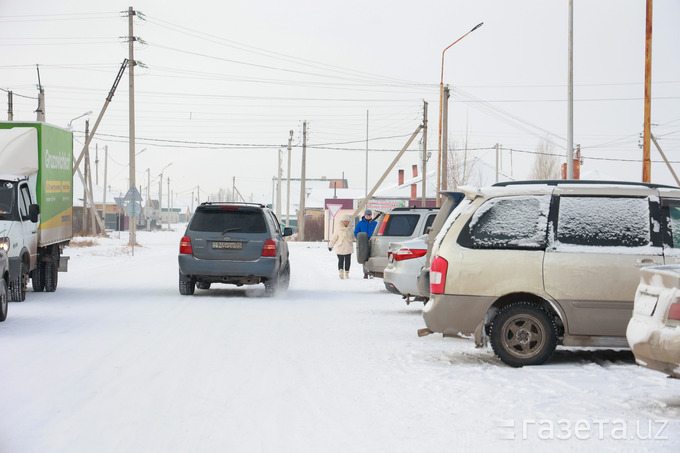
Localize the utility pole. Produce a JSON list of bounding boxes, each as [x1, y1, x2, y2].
[[441, 86, 450, 192], [167, 177, 170, 229], [299, 121, 307, 241], [95, 144, 99, 185], [146, 168, 151, 231], [232, 176, 235, 201], [127, 6, 138, 245], [276, 148, 282, 220], [197, 185, 200, 205], [567, 0, 574, 180], [286, 130, 293, 228], [35, 65, 45, 122], [83, 120, 89, 233], [7, 91, 13, 121], [495, 143, 500, 183], [158, 177, 162, 228], [643, 0, 653, 182], [365, 110, 369, 199], [421, 101, 428, 207], [103, 145, 108, 230]]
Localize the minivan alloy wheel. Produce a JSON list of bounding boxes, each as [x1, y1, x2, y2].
[[490, 302, 558, 367]]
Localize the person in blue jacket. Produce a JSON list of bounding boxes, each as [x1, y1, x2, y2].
[[354, 210, 377, 278]]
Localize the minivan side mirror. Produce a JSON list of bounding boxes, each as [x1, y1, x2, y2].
[[29, 204, 40, 223], [283, 227, 293, 237]]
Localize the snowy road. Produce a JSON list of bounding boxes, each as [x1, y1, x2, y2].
[[1, 228, 678, 452]]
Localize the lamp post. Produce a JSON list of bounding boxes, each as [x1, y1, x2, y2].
[[67, 111, 92, 130], [437, 22, 483, 205], [158, 163, 172, 229]]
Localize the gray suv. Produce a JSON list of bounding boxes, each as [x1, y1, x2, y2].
[[178, 202, 293, 296]]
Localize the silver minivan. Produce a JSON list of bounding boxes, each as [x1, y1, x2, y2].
[[421, 180, 680, 367]]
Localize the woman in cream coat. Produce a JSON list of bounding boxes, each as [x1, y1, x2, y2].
[[328, 215, 354, 279]]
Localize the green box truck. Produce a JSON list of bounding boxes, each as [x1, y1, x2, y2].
[[0, 122, 73, 301]]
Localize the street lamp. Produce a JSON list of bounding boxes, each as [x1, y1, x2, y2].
[[67, 111, 93, 130], [437, 22, 483, 205], [158, 163, 172, 229]]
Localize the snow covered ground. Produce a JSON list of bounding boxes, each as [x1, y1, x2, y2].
[[1, 226, 678, 452]]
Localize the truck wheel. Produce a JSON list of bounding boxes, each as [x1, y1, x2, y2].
[[44, 261, 58, 292], [356, 232, 370, 264], [0, 279, 7, 322], [10, 261, 26, 302], [490, 302, 558, 367], [32, 262, 45, 292]]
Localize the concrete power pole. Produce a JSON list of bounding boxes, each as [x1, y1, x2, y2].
[[127, 6, 138, 245], [276, 149, 282, 220], [103, 146, 108, 229], [7, 91, 13, 121], [441, 86, 450, 191], [421, 101, 428, 207], [83, 120, 89, 233], [286, 130, 293, 228], [167, 177, 170, 229], [298, 121, 307, 241]]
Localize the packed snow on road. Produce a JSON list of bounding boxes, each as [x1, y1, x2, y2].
[[1, 227, 678, 452]]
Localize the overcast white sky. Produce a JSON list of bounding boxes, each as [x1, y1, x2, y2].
[[1, 0, 679, 203]]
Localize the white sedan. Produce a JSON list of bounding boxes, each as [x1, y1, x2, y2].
[[383, 235, 428, 304], [627, 264, 680, 379]]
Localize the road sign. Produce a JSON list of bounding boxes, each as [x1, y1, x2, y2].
[[124, 185, 143, 203], [327, 204, 342, 218], [125, 201, 143, 218]]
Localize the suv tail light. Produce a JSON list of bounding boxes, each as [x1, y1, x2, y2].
[[179, 236, 193, 255], [667, 302, 680, 326], [430, 255, 448, 294], [393, 248, 427, 262], [261, 239, 276, 257], [377, 214, 389, 236]]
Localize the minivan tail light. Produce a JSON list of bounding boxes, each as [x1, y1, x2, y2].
[[667, 302, 680, 325], [377, 215, 390, 236], [393, 248, 427, 261], [261, 239, 276, 257], [430, 255, 448, 294], [179, 236, 193, 255]]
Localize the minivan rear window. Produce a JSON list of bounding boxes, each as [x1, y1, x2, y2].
[[189, 209, 267, 233]]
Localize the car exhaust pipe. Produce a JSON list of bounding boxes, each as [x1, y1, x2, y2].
[[417, 328, 433, 337]]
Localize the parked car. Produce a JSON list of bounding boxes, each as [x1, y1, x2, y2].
[[356, 207, 437, 278], [383, 235, 428, 303], [0, 248, 9, 322], [178, 202, 293, 296], [627, 265, 680, 379], [416, 191, 465, 299], [420, 180, 680, 367]]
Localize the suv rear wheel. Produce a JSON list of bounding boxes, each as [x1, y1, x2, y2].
[[179, 275, 195, 295], [490, 302, 558, 367]]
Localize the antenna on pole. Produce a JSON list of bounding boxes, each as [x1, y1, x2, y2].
[[35, 64, 45, 122]]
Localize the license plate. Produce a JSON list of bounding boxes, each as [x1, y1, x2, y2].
[[634, 292, 658, 317], [212, 241, 242, 250]]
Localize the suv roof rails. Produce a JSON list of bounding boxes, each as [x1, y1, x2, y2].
[[199, 201, 266, 208], [492, 179, 680, 190]]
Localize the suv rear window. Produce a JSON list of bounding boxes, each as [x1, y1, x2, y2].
[[189, 208, 267, 233], [383, 214, 420, 236]]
